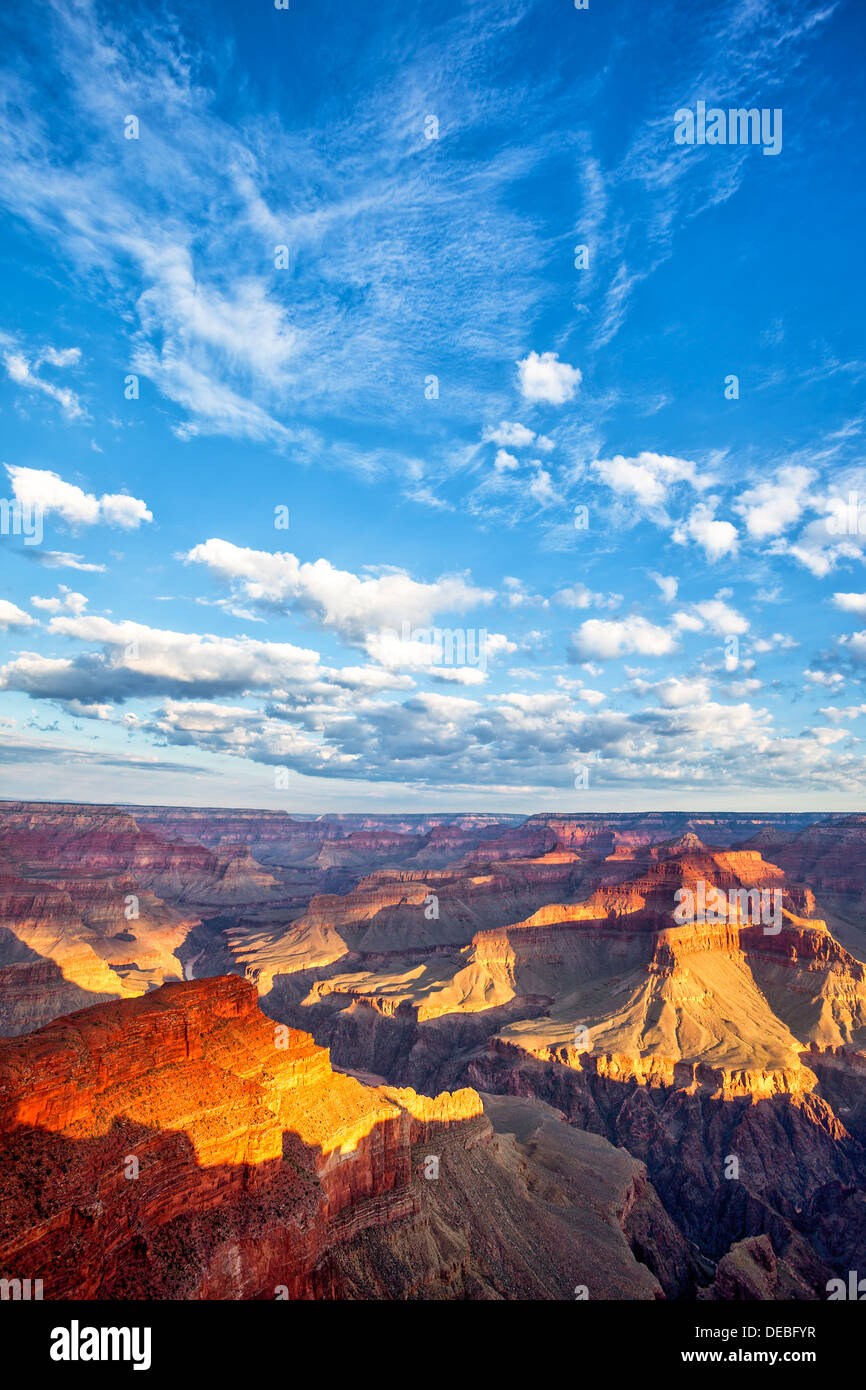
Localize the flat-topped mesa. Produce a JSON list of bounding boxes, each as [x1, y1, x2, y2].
[[246, 855, 586, 986], [471, 844, 796, 943], [496, 1035, 819, 1101]]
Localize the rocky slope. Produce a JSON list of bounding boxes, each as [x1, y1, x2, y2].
[[0, 803, 279, 907], [3, 802, 866, 1299], [0, 802, 283, 1034], [0, 977, 683, 1299], [245, 830, 866, 1296]]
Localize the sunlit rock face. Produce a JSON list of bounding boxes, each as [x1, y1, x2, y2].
[[0, 802, 282, 1034], [233, 819, 866, 1293], [2, 802, 866, 1298], [0, 976, 681, 1300]]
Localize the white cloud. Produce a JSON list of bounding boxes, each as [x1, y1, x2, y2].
[[502, 578, 548, 608], [777, 494, 866, 577], [5, 466, 152, 530], [554, 583, 622, 610], [185, 538, 493, 653], [672, 501, 738, 560], [751, 632, 797, 653], [632, 675, 712, 707], [528, 466, 558, 506], [4, 345, 84, 420], [35, 552, 106, 573], [804, 669, 844, 687], [734, 465, 815, 539], [364, 627, 513, 674], [494, 449, 520, 473], [674, 598, 748, 637], [570, 615, 676, 659], [516, 351, 581, 405], [1, 614, 422, 709], [0, 599, 37, 631], [39, 347, 81, 369], [592, 452, 704, 513], [840, 631, 866, 663], [649, 572, 678, 603], [30, 586, 88, 616], [727, 678, 762, 697], [429, 666, 487, 685], [833, 592, 866, 616], [819, 704, 866, 723], [484, 421, 553, 450]]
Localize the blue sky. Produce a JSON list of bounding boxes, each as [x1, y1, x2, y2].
[[0, 0, 864, 811]]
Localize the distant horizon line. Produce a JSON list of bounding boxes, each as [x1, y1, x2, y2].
[[0, 796, 857, 819]]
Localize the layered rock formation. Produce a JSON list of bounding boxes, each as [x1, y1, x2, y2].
[[243, 828, 866, 1296], [129, 806, 521, 871], [0, 802, 282, 1033], [0, 803, 279, 908], [3, 801, 866, 1300], [0, 977, 680, 1299]]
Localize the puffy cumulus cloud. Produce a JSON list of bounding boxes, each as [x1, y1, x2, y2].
[[364, 625, 514, 676], [833, 593, 866, 616], [634, 699, 772, 752], [502, 578, 548, 609], [60, 700, 114, 720], [674, 597, 749, 637], [726, 677, 762, 697], [672, 501, 738, 560], [483, 421, 554, 451], [130, 681, 864, 797], [326, 665, 415, 692], [528, 467, 558, 506], [4, 345, 84, 420], [0, 614, 416, 706], [5, 465, 152, 530], [144, 687, 598, 787], [516, 351, 582, 405], [569, 615, 677, 660], [592, 452, 705, 514], [185, 538, 493, 655], [820, 704, 866, 723], [150, 699, 358, 776], [750, 632, 797, 653], [630, 675, 712, 707], [775, 490, 866, 577], [804, 668, 844, 688], [783, 527, 864, 578], [30, 585, 88, 616], [734, 465, 815, 539], [0, 599, 37, 631], [554, 583, 622, 611], [494, 449, 520, 473], [811, 726, 849, 746], [428, 666, 488, 685]]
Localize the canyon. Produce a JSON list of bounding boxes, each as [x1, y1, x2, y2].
[[1, 800, 865, 1299]]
